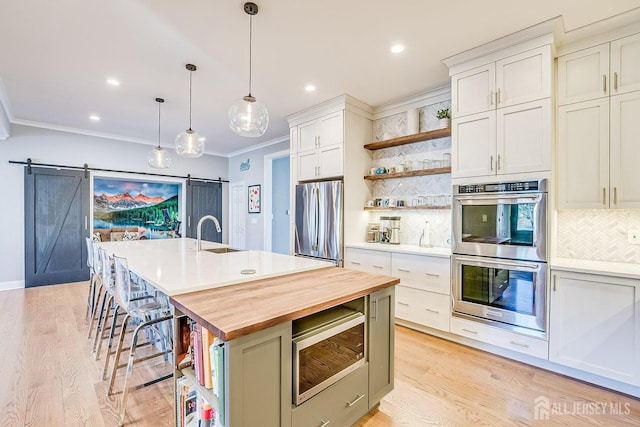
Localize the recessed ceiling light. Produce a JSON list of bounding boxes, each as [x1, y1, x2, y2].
[[304, 84, 316, 92], [390, 44, 405, 54], [106, 78, 120, 86], [89, 115, 101, 122]]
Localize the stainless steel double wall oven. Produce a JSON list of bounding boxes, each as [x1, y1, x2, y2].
[[452, 179, 548, 338]]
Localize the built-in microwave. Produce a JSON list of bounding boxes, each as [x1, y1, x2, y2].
[[292, 306, 366, 405]]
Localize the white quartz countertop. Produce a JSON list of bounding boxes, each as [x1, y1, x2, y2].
[[551, 257, 640, 279], [97, 238, 332, 296], [346, 242, 451, 258]]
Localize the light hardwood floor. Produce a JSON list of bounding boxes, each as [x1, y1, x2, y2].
[[0, 281, 638, 426]]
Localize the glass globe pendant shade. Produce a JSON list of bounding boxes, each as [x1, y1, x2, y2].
[[229, 95, 269, 137], [147, 146, 172, 169], [175, 129, 205, 158]]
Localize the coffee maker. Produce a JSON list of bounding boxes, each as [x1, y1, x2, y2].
[[380, 216, 401, 244]]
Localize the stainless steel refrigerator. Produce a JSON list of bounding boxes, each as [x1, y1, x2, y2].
[[294, 180, 343, 265]]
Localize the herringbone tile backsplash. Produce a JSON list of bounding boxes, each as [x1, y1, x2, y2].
[[557, 210, 640, 263]]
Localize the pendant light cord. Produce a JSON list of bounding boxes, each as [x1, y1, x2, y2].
[[248, 14, 253, 97], [188, 70, 193, 130], [157, 100, 162, 149]]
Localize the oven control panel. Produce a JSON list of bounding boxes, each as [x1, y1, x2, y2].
[[457, 180, 544, 194]]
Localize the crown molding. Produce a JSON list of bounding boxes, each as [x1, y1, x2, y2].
[[372, 85, 451, 120], [285, 94, 374, 126], [226, 134, 289, 158], [442, 16, 563, 75], [0, 78, 12, 140]]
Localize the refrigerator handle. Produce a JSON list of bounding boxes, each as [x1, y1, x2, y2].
[[314, 187, 320, 251]]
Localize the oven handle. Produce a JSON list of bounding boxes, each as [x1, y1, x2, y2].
[[454, 194, 542, 202], [454, 255, 540, 270]]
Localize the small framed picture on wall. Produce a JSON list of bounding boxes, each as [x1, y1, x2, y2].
[[248, 184, 261, 213]]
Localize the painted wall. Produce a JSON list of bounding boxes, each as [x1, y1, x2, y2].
[[0, 124, 229, 289], [228, 141, 289, 250]]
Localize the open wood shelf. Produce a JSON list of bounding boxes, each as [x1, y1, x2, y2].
[[364, 206, 451, 211], [364, 167, 451, 180], [364, 128, 451, 150]]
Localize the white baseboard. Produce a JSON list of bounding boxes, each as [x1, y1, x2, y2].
[[0, 280, 25, 291]]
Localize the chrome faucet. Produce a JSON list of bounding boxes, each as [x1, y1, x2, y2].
[[197, 215, 221, 251]]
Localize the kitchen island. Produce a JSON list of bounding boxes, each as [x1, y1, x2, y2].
[[98, 238, 398, 427]]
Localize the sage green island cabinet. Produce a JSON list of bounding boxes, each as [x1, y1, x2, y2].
[[170, 267, 398, 427]]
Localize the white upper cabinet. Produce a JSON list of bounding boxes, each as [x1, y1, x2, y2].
[[557, 44, 610, 105], [610, 32, 640, 95], [557, 98, 610, 209], [610, 91, 640, 208], [294, 110, 344, 181], [451, 64, 495, 117], [451, 46, 551, 118], [495, 47, 552, 108], [558, 32, 640, 106], [449, 44, 553, 179]]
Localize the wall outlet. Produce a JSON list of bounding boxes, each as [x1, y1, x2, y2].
[[628, 229, 640, 244]]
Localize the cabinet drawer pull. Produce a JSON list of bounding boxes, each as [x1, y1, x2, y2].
[[497, 154, 502, 170], [509, 340, 530, 348], [397, 268, 410, 273], [496, 88, 501, 105], [614, 187, 618, 205], [614, 72, 618, 91], [350, 261, 361, 265], [424, 273, 440, 278], [602, 188, 606, 205], [425, 308, 439, 314], [398, 301, 409, 306], [603, 74, 607, 93], [462, 328, 478, 334], [490, 155, 494, 171], [346, 394, 365, 407], [372, 265, 384, 269], [319, 420, 330, 427]]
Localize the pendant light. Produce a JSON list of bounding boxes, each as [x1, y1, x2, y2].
[[228, 2, 269, 137], [147, 98, 172, 169], [175, 64, 205, 157]]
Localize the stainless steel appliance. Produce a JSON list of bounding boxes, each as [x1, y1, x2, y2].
[[379, 216, 401, 244], [292, 306, 366, 405], [453, 179, 547, 262], [295, 180, 343, 265], [366, 223, 380, 243], [452, 179, 548, 338]]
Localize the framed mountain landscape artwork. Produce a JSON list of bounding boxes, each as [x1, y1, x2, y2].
[[93, 177, 181, 240]]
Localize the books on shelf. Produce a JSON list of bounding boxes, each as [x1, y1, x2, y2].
[[202, 326, 214, 389]]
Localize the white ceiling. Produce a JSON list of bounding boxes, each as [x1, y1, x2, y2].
[[1, 0, 639, 156]]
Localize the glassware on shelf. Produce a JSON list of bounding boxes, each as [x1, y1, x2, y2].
[[442, 152, 451, 167], [432, 159, 443, 169], [422, 159, 432, 169]]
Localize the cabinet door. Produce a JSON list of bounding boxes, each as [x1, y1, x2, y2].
[[451, 110, 496, 178], [557, 98, 610, 209], [318, 110, 344, 147], [368, 287, 394, 408], [549, 271, 640, 386], [611, 32, 640, 95], [298, 119, 318, 152], [496, 98, 551, 175], [557, 44, 609, 105], [297, 150, 318, 182], [318, 143, 343, 179], [496, 46, 552, 108], [451, 63, 495, 117], [610, 91, 640, 209]]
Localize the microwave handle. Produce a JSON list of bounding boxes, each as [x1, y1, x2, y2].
[[454, 255, 540, 270], [455, 194, 541, 202]]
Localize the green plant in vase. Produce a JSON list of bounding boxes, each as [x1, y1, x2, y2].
[[436, 108, 450, 129]]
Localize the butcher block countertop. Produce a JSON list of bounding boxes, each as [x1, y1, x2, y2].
[[170, 266, 399, 341]]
